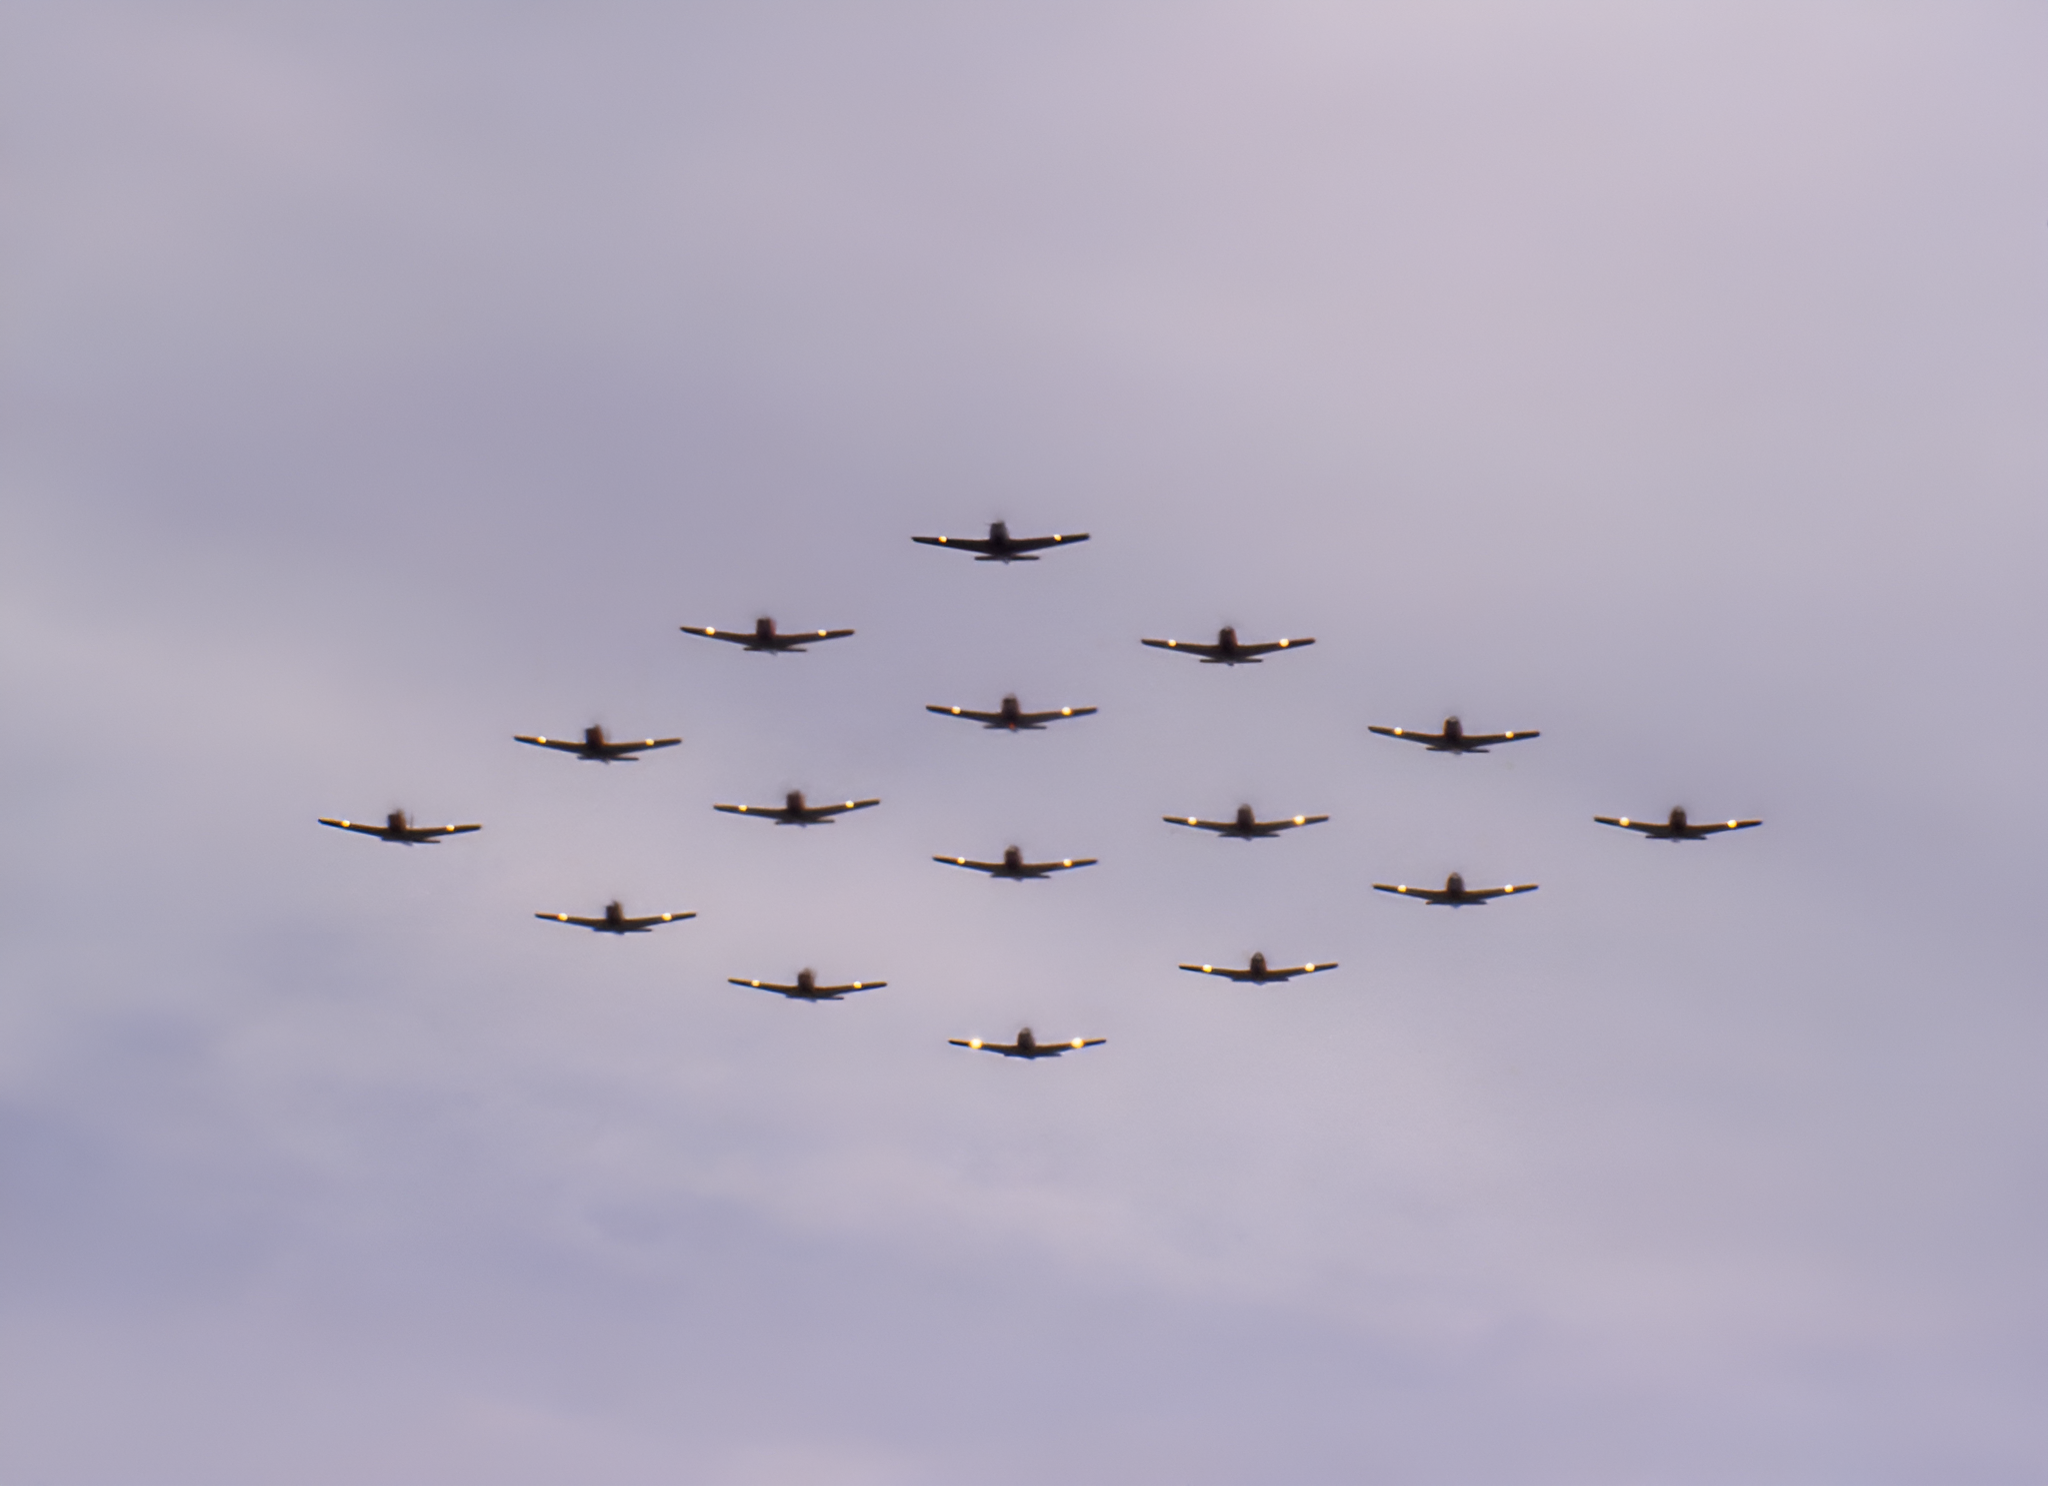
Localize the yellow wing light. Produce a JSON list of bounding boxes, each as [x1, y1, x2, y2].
[[1060, 707, 1074, 716], [1277, 639, 1290, 648], [1292, 815, 1306, 825], [1727, 820, 1739, 829], [555, 913, 568, 921], [968, 1039, 983, 1049], [1070, 1039, 1085, 1049], [1618, 817, 1630, 827]]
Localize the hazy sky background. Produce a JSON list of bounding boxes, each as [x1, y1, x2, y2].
[[3, 3, 2044, 1482]]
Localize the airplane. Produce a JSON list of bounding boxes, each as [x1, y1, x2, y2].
[[1140, 627, 1314, 665], [949, 1028, 1105, 1059], [1178, 953, 1336, 984], [713, 791, 880, 826], [728, 969, 885, 1001], [1373, 873, 1537, 907], [514, 725, 681, 763], [926, 695, 1098, 731], [536, 901, 696, 934], [1595, 808, 1762, 842], [318, 810, 480, 844], [680, 617, 854, 653], [1368, 717, 1538, 754], [1165, 805, 1329, 840], [911, 521, 1090, 563], [934, 846, 1097, 881]]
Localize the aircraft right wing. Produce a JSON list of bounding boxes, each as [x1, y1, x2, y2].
[[1015, 705, 1096, 725], [1004, 532, 1088, 553], [807, 799, 880, 819], [912, 535, 994, 554], [1465, 884, 1538, 900], [1231, 638, 1313, 658], [1140, 638, 1220, 657], [927, 705, 1003, 724]]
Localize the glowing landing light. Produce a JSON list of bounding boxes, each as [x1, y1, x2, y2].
[[1292, 815, 1306, 825], [936, 536, 948, 543], [1398, 885, 1409, 893], [661, 914, 674, 921], [1278, 639, 1289, 648], [953, 857, 967, 865], [969, 1039, 983, 1049], [536, 736, 548, 744], [844, 800, 855, 807], [852, 982, 865, 989], [1186, 817, 1199, 825], [1200, 964, 1213, 972], [1070, 1039, 1085, 1048], [1166, 640, 1178, 647], [1392, 727, 1404, 736], [949, 706, 962, 714], [1061, 707, 1073, 715], [1618, 817, 1631, 827], [1061, 859, 1074, 867], [1727, 820, 1739, 828], [1503, 885, 1515, 893], [1304, 962, 1317, 971], [555, 914, 568, 921], [1505, 731, 1517, 739], [339, 820, 351, 827], [815, 629, 828, 636]]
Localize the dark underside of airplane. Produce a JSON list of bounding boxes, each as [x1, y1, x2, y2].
[[949, 1028, 1105, 1058], [713, 791, 880, 825], [730, 970, 884, 1001], [1179, 953, 1335, 983], [514, 725, 681, 762], [1373, 873, 1537, 906], [1140, 627, 1313, 664], [911, 521, 1089, 562], [935, 846, 1097, 880], [1596, 808, 1762, 841], [1167, 805, 1329, 840], [319, 811, 481, 844], [926, 695, 1097, 730], [537, 901, 696, 933], [681, 617, 854, 652], [1368, 717, 1537, 753]]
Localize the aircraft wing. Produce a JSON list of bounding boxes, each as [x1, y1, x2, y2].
[[1268, 814, 1328, 831], [681, 626, 755, 645], [411, 823, 480, 838], [1594, 816, 1661, 834], [912, 535, 994, 554], [1467, 884, 1538, 900], [1016, 705, 1096, 725], [1028, 858, 1097, 874], [803, 628, 856, 643], [513, 735, 583, 753], [620, 912, 695, 928], [811, 979, 883, 995], [1367, 725, 1440, 744], [1233, 638, 1313, 658], [618, 738, 682, 754], [319, 818, 393, 837], [808, 799, 881, 818], [713, 803, 781, 819], [1463, 730, 1538, 746], [1374, 883, 1450, 903], [730, 976, 870, 995], [927, 705, 1004, 724], [1179, 963, 1252, 979], [538, 912, 607, 928], [935, 855, 1003, 873], [1005, 532, 1088, 553], [1141, 638, 1219, 657], [1166, 817, 1234, 833]]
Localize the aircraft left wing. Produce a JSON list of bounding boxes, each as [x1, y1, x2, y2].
[[927, 705, 1004, 724], [1016, 705, 1097, 724]]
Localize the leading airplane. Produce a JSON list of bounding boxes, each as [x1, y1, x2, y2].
[[1179, 953, 1336, 984], [536, 901, 695, 934], [680, 617, 854, 653], [935, 846, 1097, 881], [1140, 627, 1314, 665], [926, 695, 1097, 731], [1165, 804, 1329, 841], [911, 521, 1089, 563], [1368, 717, 1538, 754], [318, 810, 480, 845], [1373, 873, 1537, 907], [1595, 808, 1763, 842], [713, 791, 880, 826], [729, 970, 885, 1001], [514, 725, 681, 763], [949, 1028, 1106, 1059]]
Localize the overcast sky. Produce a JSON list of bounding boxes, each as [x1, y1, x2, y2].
[[3, 4, 2045, 1482]]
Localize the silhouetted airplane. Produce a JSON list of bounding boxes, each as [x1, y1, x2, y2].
[[318, 811, 480, 844], [1595, 808, 1762, 841], [935, 846, 1097, 881], [1165, 805, 1329, 840], [714, 792, 879, 826], [1368, 717, 1538, 754], [729, 969, 885, 1001], [536, 901, 695, 934], [911, 521, 1089, 562], [1179, 953, 1335, 983], [949, 1028, 1105, 1059], [514, 725, 681, 763], [1374, 873, 1537, 907], [1140, 627, 1313, 665], [681, 618, 853, 652], [926, 695, 1097, 731]]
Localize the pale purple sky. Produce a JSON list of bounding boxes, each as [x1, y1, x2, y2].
[[3, 4, 2045, 1482]]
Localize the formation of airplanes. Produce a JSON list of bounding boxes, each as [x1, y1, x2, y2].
[[324, 521, 1765, 1057]]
